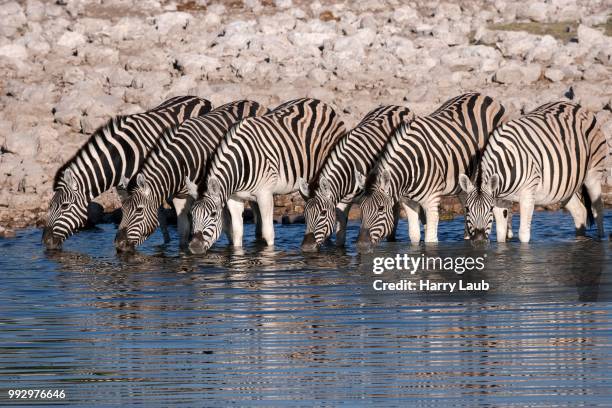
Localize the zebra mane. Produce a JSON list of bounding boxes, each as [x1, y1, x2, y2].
[[52, 115, 127, 189], [199, 118, 247, 195], [130, 123, 181, 192]]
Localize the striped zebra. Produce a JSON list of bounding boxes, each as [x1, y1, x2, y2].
[[356, 93, 507, 248], [188, 98, 346, 254], [42, 95, 212, 250], [299, 105, 415, 252], [459, 101, 608, 242], [114, 100, 268, 252]]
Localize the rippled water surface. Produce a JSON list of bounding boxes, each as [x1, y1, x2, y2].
[[1, 211, 611, 406]]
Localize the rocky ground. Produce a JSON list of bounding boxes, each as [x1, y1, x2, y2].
[[0, 0, 611, 235]]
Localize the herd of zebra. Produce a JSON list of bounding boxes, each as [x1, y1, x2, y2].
[[41, 93, 609, 253]]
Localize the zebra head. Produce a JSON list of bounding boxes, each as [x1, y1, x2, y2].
[[42, 168, 88, 250], [357, 169, 395, 250], [115, 174, 157, 253], [189, 177, 224, 255], [301, 177, 335, 252], [459, 173, 499, 242]]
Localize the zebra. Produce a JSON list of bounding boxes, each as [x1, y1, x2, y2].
[[114, 100, 268, 252], [356, 93, 507, 248], [299, 105, 415, 252], [42, 95, 212, 250], [459, 101, 608, 243], [187, 98, 346, 254]]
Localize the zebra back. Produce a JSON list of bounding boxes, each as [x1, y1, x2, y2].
[[372, 93, 506, 200], [52, 96, 212, 198], [133, 100, 268, 202], [315, 105, 414, 203], [206, 98, 346, 198], [480, 101, 608, 202]]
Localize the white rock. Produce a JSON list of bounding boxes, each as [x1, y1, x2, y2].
[[107, 67, 134, 87], [518, 2, 549, 22], [436, 3, 462, 21], [528, 35, 557, 63], [392, 6, 419, 23], [0, 2, 27, 37], [573, 83, 609, 111], [0, 44, 29, 62], [5, 129, 39, 158], [596, 48, 612, 66], [25, 0, 46, 21], [288, 32, 335, 48], [274, 0, 292, 9], [494, 62, 541, 84], [497, 31, 539, 59], [307, 68, 330, 84], [334, 28, 376, 55], [57, 31, 87, 49], [577, 25, 607, 47], [154, 12, 193, 35], [62, 66, 85, 84], [544, 68, 564, 82], [179, 54, 221, 76]]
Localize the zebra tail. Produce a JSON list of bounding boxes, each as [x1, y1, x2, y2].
[[582, 185, 594, 227]]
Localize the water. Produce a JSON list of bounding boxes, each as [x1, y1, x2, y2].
[[1, 211, 611, 406]]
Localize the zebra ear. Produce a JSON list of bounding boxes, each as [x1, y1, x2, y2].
[[354, 171, 366, 192], [116, 176, 130, 202], [489, 174, 500, 193], [136, 173, 150, 196], [208, 177, 222, 205], [379, 169, 392, 195], [319, 177, 333, 199], [185, 177, 198, 200], [458, 174, 474, 194], [63, 169, 78, 191], [298, 177, 310, 200]]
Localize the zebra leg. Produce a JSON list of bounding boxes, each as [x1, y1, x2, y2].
[[387, 202, 400, 242], [256, 192, 275, 246], [402, 200, 421, 243], [518, 193, 535, 243], [457, 192, 469, 239], [423, 203, 440, 243], [335, 203, 350, 247], [158, 207, 171, 244], [584, 173, 605, 238], [564, 193, 587, 236], [493, 206, 508, 243], [250, 201, 263, 241], [173, 197, 193, 248], [506, 210, 514, 239], [227, 198, 245, 247]]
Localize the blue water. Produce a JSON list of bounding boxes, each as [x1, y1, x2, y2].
[[1, 210, 611, 406]]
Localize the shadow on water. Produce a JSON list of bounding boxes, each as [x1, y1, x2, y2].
[[0, 210, 611, 406]]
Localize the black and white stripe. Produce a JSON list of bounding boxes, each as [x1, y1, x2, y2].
[[459, 101, 608, 242], [42, 95, 212, 249], [188, 98, 346, 254], [114, 100, 267, 252], [357, 92, 507, 247], [300, 105, 414, 251]]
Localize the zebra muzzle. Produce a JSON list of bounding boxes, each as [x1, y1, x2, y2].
[[42, 227, 63, 250], [471, 229, 488, 242], [301, 232, 319, 252], [114, 228, 135, 253], [356, 228, 374, 250], [188, 231, 208, 255]]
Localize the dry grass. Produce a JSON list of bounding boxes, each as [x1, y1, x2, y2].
[[488, 15, 611, 42], [488, 21, 578, 42]]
